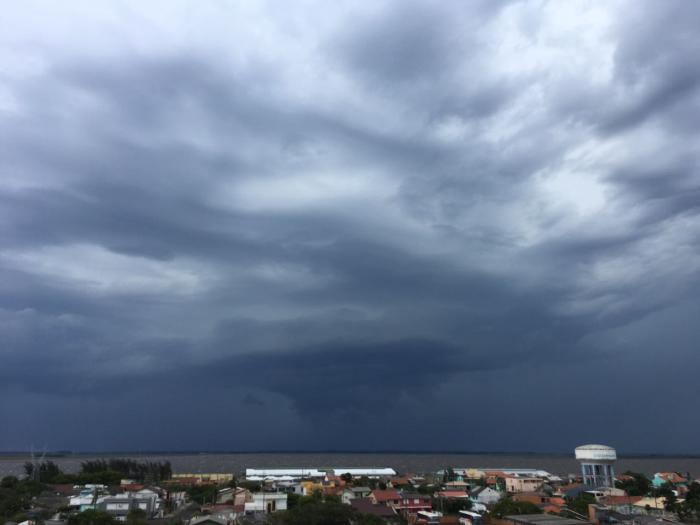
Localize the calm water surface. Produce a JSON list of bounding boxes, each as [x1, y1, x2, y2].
[[1, 453, 699, 478]]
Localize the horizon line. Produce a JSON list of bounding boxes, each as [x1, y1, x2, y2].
[[1, 449, 699, 458]]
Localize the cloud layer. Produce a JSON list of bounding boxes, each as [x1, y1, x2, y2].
[[1, 0, 699, 453]]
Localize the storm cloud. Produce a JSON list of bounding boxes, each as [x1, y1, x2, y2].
[[1, 0, 699, 453]]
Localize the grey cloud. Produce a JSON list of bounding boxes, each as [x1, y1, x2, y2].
[[1, 0, 699, 452]]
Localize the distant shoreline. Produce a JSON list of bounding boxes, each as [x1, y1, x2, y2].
[[1, 450, 699, 458]]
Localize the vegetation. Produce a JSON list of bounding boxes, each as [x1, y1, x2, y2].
[[676, 482, 700, 523], [491, 497, 543, 518], [564, 492, 596, 516], [237, 480, 262, 492], [68, 509, 116, 525], [0, 475, 45, 523], [80, 459, 172, 482], [22, 458, 172, 485], [435, 497, 472, 514], [442, 468, 457, 483], [24, 460, 63, 483], [166, 483, 220, 505], [265, 493, 386, 525], [416, 483, 434, 494], [352, 476, 379, 490], [616, 471, 651, 496], [125, 508, 149, 525]]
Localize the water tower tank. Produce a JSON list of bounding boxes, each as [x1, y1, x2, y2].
[[575, 444, 617, 488]]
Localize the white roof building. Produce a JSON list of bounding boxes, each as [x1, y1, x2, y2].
[[245, 467, 396, 479]]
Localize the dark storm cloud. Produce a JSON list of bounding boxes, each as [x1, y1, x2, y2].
[[1, 0, 700, 452]]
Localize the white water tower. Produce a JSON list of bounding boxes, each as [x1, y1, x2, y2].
[[575, 444, 616, 488]]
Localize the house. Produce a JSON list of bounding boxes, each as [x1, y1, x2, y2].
[[390, 476, 413, 488], [512, 492, 566, 513], [350, 499, 398, 521], [505, 476, 544, 494], [470, 486, 501, 505], [165, 489, 188, 510], [98, 494, 161, 521], [342, 486, 372, 504], [215, 487, 247, 509], [632, 497, 673, 515], [502, 514, 593, 525], [47, 485, 77, 497], [171, 474, 233, 485], [556, 484, 587, 499], [188, 517, 227, 525], [652, 473, 689, 488], [369, 489, 401, 507], [435, 490, 469, 500], [444, 481, 471, 491], [598, 495, 643, 513], [200, 503, 242, 523], [393, 492, 432, 514], [243, 492, 287, 514], [300, 480, 325, 495]]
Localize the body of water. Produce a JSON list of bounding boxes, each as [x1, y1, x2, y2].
[[1, 452, 698, 479]]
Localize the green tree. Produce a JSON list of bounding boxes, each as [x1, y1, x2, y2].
[[616, 472, 651, 497], [126, 509, 148, 525], [565, 492, 596, 516], [441, 498, 473, 513], [492, 497, 543, 518], [1, 477, 19, 489], [0, 477, 45, 521], [266, 499, 355, 525], [676, 482, 700, 522], [68, 510, 116, 525], [24, 460, 62, 483]]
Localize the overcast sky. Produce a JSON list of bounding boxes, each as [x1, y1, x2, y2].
[[1, 0, 699, 454]]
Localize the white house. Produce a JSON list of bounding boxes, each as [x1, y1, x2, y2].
[[341, 487, 372, 505], [469, 486, 501, 505], [244, 493, 287, 514]]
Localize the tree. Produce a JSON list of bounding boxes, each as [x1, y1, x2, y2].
[[340, 472, 353, 483], [616, 472, 651, 497], [80, 459, 172, 482], [676, 482, 700, 522], [238, 480, 262, 493], [441, 498, 472, 513], [491, 497, 542, 518], [266, 499, 355, 525], [565, 492, 596, 516], [1, 477, 19, 489], [68, 510, 116, 525], [24, 460, 62, 483], [0, 476, 47, 523], [417, 484, 433, 494], [126, 509, 148, 525], [443, 468, 456, 483]]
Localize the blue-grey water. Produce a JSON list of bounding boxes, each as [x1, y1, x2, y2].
[[1, 453, 699, 479]]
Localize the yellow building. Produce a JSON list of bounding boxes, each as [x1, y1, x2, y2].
[[301, 480, 325, 495], [171, 473, 233, 484]]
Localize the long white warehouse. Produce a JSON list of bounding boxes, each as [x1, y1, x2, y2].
[[245, 467, 396, 479]]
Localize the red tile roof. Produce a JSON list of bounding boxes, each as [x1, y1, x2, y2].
[[435, 490, 469, 498], [351, 498, 397, 517], [601, 496, 643, 506], [371, 489, 401, 503]]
